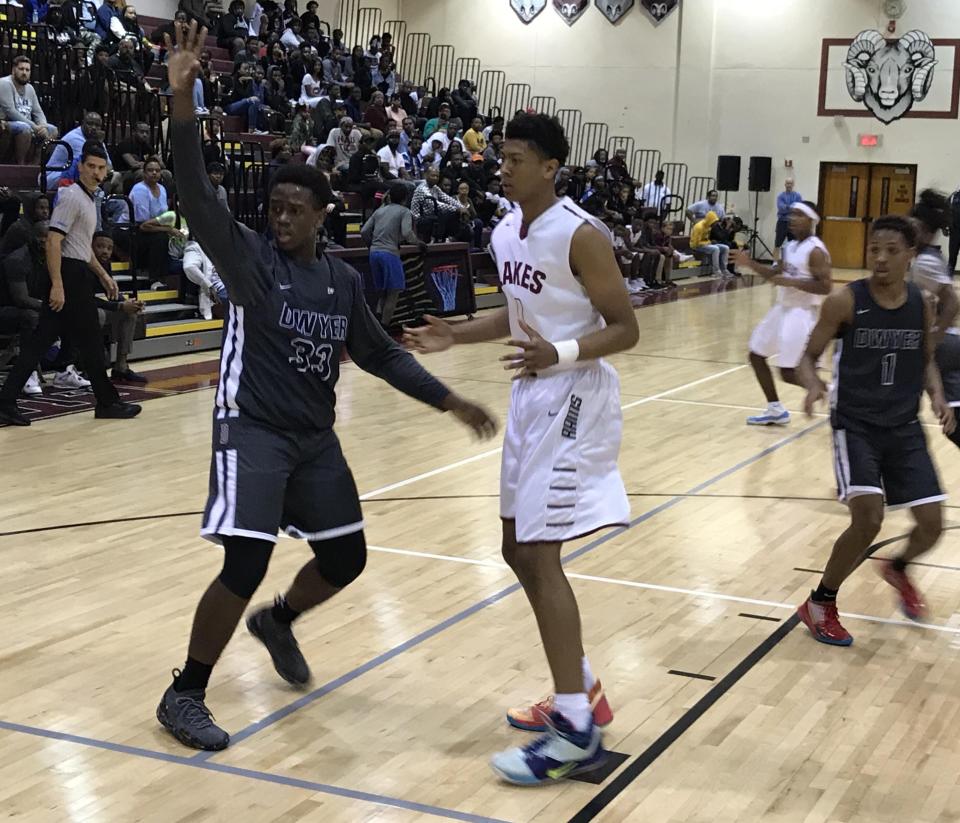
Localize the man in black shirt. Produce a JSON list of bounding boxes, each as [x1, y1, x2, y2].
[[156, 23, 497, 752], [797, 216, 953, 646]]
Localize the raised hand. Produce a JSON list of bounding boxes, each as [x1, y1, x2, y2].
[[164, 20, 207, 97], [403, 314, 455, 354]]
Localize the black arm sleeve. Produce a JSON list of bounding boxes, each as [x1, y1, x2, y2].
[[169, 118, 271, 306], [343, 265, 450, 410]]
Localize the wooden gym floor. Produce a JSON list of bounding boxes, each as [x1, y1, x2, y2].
[[4, 276, 960, 823]]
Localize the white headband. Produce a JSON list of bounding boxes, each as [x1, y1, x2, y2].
[[791, 202, 820, 225]]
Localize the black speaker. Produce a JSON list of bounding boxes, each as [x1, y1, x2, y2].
[[716, 155, 741, 191], [748, 156, 772, 192]]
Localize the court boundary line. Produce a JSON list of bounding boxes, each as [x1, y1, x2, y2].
[[0, 720, 509, 823], [195, 416, 824, 762]]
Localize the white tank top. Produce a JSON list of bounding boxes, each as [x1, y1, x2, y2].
[[490, 197, 609, 373], [777, 235, 830, 309]]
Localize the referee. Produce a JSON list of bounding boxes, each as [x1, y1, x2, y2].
[[0, 142, 141, 426]]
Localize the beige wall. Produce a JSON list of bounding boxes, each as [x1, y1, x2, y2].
[[398, 0, 960, 240]]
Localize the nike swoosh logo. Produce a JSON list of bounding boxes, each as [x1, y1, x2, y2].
[[279, 283, 293, 291], [548, 411, 560, 417], [856, 309, 870, 315], [546, 761, 579, 780]]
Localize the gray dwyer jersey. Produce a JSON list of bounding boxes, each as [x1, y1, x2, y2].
[[170, 118, 450, 431]]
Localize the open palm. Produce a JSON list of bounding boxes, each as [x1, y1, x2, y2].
[[164, 20, 206, 96]]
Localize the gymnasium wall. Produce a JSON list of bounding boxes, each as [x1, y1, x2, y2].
[[398, 0, 960, 240]]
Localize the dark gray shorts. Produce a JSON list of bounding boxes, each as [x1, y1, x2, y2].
[[201, 416, 364, 545], [936, 333, 960, 405]]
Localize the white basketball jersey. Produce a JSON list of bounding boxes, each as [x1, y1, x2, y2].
[[491, 197, 609, 373], [777, 236, 830, 309]]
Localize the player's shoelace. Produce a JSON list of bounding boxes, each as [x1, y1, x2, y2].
[[176, 695, 217, 729]]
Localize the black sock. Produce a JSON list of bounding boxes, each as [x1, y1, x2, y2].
[[272, 595, 301, 625], [176, 657, 213, 692], [811, 582, 838, 603], [891, 557, 908, 573]]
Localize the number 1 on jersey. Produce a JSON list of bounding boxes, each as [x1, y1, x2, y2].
[[881, 352, 897, 386]]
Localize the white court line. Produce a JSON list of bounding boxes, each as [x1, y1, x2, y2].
[[368, 544, 960, 636], [358, 364, 746, 501]]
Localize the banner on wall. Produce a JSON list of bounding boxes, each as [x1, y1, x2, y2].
[[595, 0, 634, 24], [510, 0, 547, 24], [640, 0, 678, 25], [553, 0, 589, 26], [818, 32, 960, 123]]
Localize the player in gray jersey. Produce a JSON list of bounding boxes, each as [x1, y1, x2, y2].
[[155, 23, 497, 752]]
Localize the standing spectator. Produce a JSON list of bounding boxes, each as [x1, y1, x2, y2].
[[463, 116, 487, 154], [0, 142, 139, 426], [774, 177, 802, 260], [639, 170, 670, 214], [47, 111, 112, 190], [91, 230, 147, 383], [131, 157, 178, 288], [687, 189, 725, 223], [690, 211, 730, 277], [0, 56, 58, 166], [361, 182, 421, 326], [451, 79, 478, 125], [411, 166, 466, 242], [80, 45, 115, 116]]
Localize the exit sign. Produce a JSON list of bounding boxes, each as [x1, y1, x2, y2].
[[858, 133, 883, 147]]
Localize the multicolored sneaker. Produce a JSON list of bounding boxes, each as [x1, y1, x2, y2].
[[746, 409, 790, 426], [797, 595, 853, 646], [506, 680, 613, 732], [879, 560, 926, 621], [490, 712, 607, 785], [156, 670, 230, 751]]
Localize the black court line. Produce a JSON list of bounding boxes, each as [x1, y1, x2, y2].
[[793, 567, 825, 574], [569, 614, 800, 822], [0, 511, 204, 537], [667, 669, 716, 682], [738, 613, 782, 622]]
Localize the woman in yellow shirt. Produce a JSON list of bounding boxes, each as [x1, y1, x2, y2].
[[462, 116, 488, 154]]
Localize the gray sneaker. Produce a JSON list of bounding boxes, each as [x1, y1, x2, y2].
[[156, 671, 230, 751], [246, 604, 311, 687]]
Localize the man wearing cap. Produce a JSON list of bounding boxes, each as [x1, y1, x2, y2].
[[736, 201, 833, 426], [377, 128, 416, 193]]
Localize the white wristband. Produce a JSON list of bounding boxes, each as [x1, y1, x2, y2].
[[553, 339, 580, 367]]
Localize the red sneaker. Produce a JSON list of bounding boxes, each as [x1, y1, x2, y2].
[[880, 560, 926, 621], [506, 680, 613, 732], [797, 596, 853, 646]]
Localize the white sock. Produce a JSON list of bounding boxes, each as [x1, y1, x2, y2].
[[554, 692, 591, 732], [581, 656, 597, 691]]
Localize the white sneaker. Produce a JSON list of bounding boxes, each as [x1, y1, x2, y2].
[[626, 278, 647, 294], [195, 107, 210, 115], [53, 364, 92, 389], [678, 253, 694, 263], [198, 290, 213, 320], [23, 371, 42, 396]]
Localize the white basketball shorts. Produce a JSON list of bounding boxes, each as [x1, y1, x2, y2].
[[500, 360, 630, 544], [748, 304, 819, 369]]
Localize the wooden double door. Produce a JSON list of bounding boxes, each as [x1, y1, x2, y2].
[[818, 162, 917, 269]]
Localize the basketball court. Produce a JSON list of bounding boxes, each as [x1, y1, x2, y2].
[[4, 278, 960, 822]]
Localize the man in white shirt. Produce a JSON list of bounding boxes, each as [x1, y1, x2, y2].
[[377, 130, 414, 189], [639, 170, 671, 214]]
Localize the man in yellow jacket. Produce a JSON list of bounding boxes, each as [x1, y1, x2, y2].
[[690, 211, 730, 277]]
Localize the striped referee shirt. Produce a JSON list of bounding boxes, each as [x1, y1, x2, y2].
[[49, 182, 97, 261]]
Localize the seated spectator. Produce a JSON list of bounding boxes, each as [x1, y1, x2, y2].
[[397, 115, 416, 153], [432, 118, 463, 155], [265, 65, 292, 118], [411, 167, 467, 242], [130, 157, 178, 286], [423, 102, 451, 139], [280, 16, 304, 50], [226, 62, 268, 134], [407, 135, 427, 178], [363, 35, 382, 68], [300, 1, 320, 35], [364, 90, 389, 136], [149, 9, 190, 55], [454, 180, 483, 249], [323, 47, 348, 86], [217, 0, 250, 50], [579, 174, 611, 218], [345, 45, 370, 92], [288, 103, 313, 152], [231, 36, 262, 71], [207, 161, 229, 211], [95, 0, 124, 41], [299, 56, 324, 108], [183, 236, 227, 319], [483, 130, 503, 164], [345, 133, 385, 190], [45, 4, 79, 45], [318, 116, 361, 171], [399, 80, 419, 115], [109, 39, 153, 94], [606, 149, 630, 184], [360, 182, 421, 326], [330, 28, 348, 53], [640, 210, 675, 286], [344, 84, 367, 125], [687, 189, 725, 223], [91, 230, 147, 383], [386, 94, 406, 132], [0, 56, 58, 165], [690, 211, 729, 277], [463, 117, 487, 154], [451, 79, 478, 125], [371, 55, 397, 97], [710, 215, 740, 274], [80, 46, 115, 115], [482, 115, 504, 142], [108, 5, 150, 56], [419, 135, 445, 170], [479, 177, 509, 226], [377, 129, 413, 185], [439, 143, 465, 184], [0, 220, 47, 395], [586, 148, 608, 172], [47, 111, 111, 189], [0, 192, 48, 257]]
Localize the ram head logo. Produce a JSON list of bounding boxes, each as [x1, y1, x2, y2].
[[510, 0, 547, 23], [553, 0, 589, 25], [640, 0, 678, 24], [596, 0, 634, 24], [844, 29, 937, 124]]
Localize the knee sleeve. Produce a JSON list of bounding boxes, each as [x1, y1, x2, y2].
[[308, 530, 367, 588], [218, 536, 275, 599]]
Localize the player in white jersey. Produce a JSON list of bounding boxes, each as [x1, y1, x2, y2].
[[737, 202, 833, 425], [405, 113, 639, 785]]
